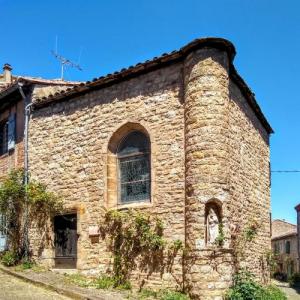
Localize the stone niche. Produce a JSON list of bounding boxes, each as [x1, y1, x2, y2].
[[205, 200, 222, 247]]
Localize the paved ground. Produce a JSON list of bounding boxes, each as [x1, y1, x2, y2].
[[0, 266, 126, 300], [274, 280, 300, 300], [0, 270, 70, 300]]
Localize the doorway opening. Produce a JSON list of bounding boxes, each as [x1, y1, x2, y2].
[[54, 213, 77, 268]]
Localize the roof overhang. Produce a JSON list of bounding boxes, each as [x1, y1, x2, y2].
[[33, 37, 273, 134]]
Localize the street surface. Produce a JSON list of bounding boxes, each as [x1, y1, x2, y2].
[[0, 270, 70, 300]]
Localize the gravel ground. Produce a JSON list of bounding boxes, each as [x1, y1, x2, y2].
[[0, 270, 71, 300]]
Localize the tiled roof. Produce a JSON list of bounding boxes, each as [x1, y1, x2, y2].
[[272, 219, 297, 240], [32, 37, 273, 134], [272, 230, 297, 240], [0, 76, 81, 100]]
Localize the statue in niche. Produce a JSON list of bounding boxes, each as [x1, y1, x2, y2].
[[206, 207, 219, 245]]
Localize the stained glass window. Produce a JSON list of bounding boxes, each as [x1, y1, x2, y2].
[[117, 131, 150, 203]]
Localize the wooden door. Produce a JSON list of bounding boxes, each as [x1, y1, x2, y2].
[[54, 214, 77, 268]]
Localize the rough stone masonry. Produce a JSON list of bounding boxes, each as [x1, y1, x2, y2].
[[28, 38, 272, 299]]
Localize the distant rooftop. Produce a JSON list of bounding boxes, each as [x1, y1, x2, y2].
[[272, 219, 297, 240], [0, 63, 81, 93]]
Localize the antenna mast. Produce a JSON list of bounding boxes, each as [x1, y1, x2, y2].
[[51, 37, 82, 80]]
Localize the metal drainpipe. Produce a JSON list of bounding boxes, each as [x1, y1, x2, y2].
[[18, 83, 33, 260]]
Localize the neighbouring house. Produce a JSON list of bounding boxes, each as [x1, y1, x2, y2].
[[0, 64, 79, 251], [271, 219, 298, 278], [26, 37, 272, 299]]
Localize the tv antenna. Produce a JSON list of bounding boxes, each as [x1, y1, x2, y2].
[[51, 36, 82, 80]]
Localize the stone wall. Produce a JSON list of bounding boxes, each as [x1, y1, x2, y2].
[[29, 63, 186, 288], [227, 81, 271, 282], [28, 46, 271, 299], [183, 48, 233, 299]]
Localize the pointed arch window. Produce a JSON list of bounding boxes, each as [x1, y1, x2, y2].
[[117, 131, 150, 203]]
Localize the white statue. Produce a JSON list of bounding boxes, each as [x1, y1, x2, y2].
[[207, 208, 219, 245]]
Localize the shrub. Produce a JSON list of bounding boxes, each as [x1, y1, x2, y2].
[[95, 275, 115, 289], [264, 285, 287, 300], [1, 251, 19, 266], [288, 272, 300, 287], [96, 275, 131, 290], [225, 270, 287, 300], [160, 290, 190, 300], [65, 273, 94, 288], [0, 169, 63, 256], [20, 260, 35, 270]]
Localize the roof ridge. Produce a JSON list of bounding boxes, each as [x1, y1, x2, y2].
[[30, 37, 272, 134], [272, 219, 297, 226]]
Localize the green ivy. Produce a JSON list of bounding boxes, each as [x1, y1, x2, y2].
[[101, 209, 184, 289], [215, 223, 225, 246], [0, 169, 63, 258]]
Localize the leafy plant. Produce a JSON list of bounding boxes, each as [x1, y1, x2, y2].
[[1, 250, 19, 266], [215, 223, 225, 246], [160, 290, 190, 300], [136, 289, 190, 300], [0, 169, 63, 257], [225, 270, 287, 300], [13, 260, 36, 271], [100, 209, 185, 289], [96, 275, 131, 290], [65, 273, 95, 288], [95, 275, 115, 289], [230, 219, 262, 272]]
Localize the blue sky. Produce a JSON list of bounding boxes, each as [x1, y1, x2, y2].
[[1, 0, 299, 223]]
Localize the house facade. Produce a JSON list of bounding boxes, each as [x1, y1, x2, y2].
[[0, 64, 79, 251], [271, 219, 298, 278], [27, 38, 272, 299]]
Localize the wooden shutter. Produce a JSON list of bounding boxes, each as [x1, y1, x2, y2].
[[7, 113, 16, 151]]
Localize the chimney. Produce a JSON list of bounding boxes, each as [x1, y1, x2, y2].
[[3, 63, 12, 83]]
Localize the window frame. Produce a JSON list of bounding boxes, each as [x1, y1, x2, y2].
[[116, 131, 151, 204], [286, 241, 291, 254], [0, 119, 8, 156]]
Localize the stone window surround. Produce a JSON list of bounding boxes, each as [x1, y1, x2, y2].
[[106, 122, 155, 210]]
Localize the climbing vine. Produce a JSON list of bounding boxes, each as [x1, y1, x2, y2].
[[0, 169, 63, 259], [100, 209, 184, 288], [215, 223, 225, 247], [230, 218, 261, 272]]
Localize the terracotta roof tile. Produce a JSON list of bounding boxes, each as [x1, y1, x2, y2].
[[32, 37, 273, 134]]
